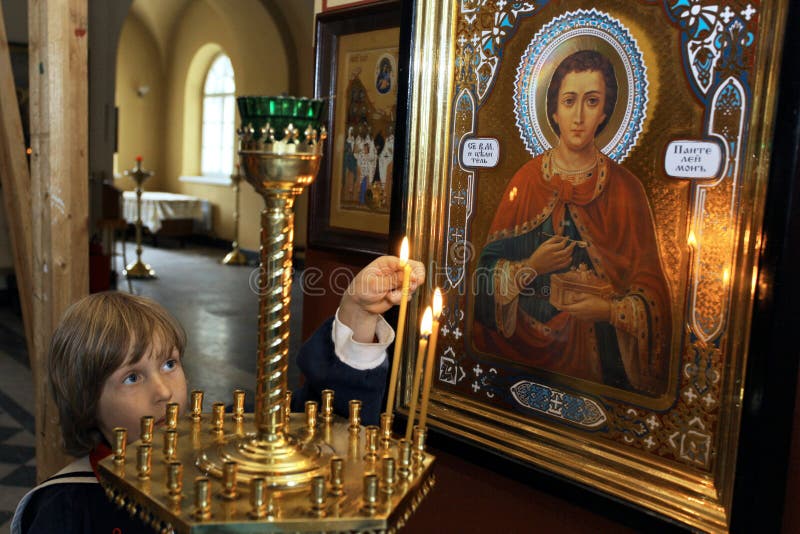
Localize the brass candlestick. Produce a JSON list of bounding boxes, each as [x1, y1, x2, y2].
[[96, 96, 436, 532], [221, 167, 248, 265], [190, 108, 331, 486], [123, 158, 156, 279]]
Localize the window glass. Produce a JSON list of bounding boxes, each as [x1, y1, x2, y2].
[[201, 54, 235, 176]]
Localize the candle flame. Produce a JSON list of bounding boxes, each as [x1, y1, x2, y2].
[[432, 288, 443, 319], [688, 230, 697, 248], [420, 306, 433, 336], [723, 267, 730, 286], [399, 236, 409, 267]]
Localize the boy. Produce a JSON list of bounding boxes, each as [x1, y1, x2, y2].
[[13, 255, 425, 533], [14, 291, 187, 533]]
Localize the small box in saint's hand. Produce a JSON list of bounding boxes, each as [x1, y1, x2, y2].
[[549, 263, 614, 308]]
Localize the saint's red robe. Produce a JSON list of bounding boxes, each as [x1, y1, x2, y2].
[[473, 151, 672, 395]]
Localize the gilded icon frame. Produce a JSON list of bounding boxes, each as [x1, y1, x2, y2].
[[396, 1, 796, 530], [309, 0, 403, 256]]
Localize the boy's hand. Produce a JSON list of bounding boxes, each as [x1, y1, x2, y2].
[[339, 256, 426, 342]]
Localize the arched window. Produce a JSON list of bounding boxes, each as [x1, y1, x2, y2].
[[201, 54, 235, 176]]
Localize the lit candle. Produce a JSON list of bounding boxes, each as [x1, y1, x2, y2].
[[686, 230, 697, 278], [386, 237, 412, 417], [418, 289, 443, 431], [405, 306, 433, 441]]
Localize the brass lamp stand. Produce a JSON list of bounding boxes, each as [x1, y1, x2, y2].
[[193, 119, 330, 485], [96, 97, 435, 533], [123, 158, 156, 279], [221, 168, 248, 265]]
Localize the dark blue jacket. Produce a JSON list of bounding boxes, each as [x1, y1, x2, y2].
[[13, 456, 150, 534], [291, 317, 388, 425]]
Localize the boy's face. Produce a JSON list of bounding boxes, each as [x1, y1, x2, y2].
[[97, 342, 188, 445]]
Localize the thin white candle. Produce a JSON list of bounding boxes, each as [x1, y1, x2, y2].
[[405, 306, 433, 441], [386, 237, 411, 417], [418, 289, 443, 431]]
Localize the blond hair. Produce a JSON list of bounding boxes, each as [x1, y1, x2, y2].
[[48, 292, 186, 456]]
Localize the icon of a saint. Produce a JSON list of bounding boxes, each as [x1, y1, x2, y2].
[[376, 57, 392, 94], [474, 50, 672, 396]]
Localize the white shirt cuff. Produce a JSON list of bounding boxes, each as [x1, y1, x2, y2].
[[332, 307, 394, 370]]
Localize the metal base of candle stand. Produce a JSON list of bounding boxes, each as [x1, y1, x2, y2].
[[97, 413, 435, 533], [195, 431, 325, 487], [221, 247, 248, 266], [124, 259, 157, 279]]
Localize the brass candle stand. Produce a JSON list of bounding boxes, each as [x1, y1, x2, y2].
[[221, 168, 248, 266], [97, 97, 436, 532], [124, 158, 157, 279], [97, 397, 435, 533]]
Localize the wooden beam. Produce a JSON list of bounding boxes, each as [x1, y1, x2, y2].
[[28, 0, 89, 480], [0, 0, 34, 364]]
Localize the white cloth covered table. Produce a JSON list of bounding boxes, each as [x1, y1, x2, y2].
[[122, 191, 212, 234]]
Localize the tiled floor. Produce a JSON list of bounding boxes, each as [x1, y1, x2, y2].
[[0, 242, 305, 533], [0, 306, 36, 532]]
